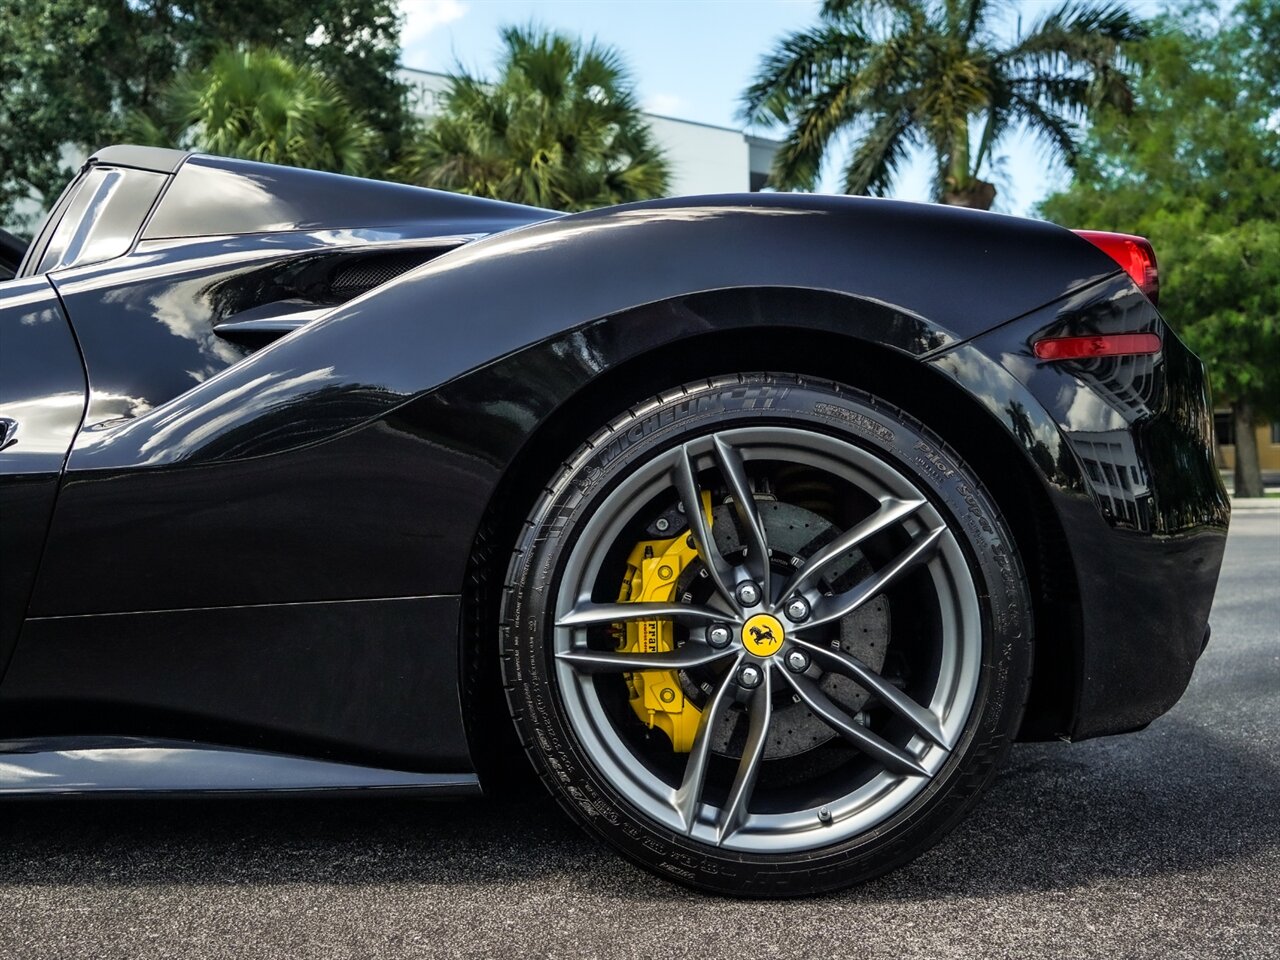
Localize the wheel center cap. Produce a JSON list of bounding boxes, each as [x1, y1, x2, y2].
[[741, 613, 785, 657]]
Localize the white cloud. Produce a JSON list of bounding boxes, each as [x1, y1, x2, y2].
[[399, 0, 469, 52], [644, 93, 686, 117]]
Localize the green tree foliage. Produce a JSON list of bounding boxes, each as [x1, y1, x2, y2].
[[0, 0, 405, 232], [1040, 0, 1280, 497], [398, 26, 670, 211], [130, 48, 375, 175], [741, 0, 1146, 208]]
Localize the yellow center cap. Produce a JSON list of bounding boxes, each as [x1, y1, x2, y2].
[[741, 613, 785, 657]]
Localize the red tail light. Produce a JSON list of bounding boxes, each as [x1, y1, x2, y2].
[[1072, 230, 1159, 306], [1033, 333, 1162, 361]]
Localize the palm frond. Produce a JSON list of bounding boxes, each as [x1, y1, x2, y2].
[[766, 20, 923, 189], [943, 0, 1005, 40], [770, 84, 853, 189], [822, 0, 930, 28], [142, 47, 374, 175], [1007, 1, 1146, 73], [740, 25, 877, 126], [971, 76, 1010, 172], [1008, 93, 1081, 167], [768, 35, 915, 190], [1009, 74, 1092, 119], [841, 106, 914, 195]]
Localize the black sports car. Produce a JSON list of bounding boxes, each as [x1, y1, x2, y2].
[[0, 146, 1229, 896]]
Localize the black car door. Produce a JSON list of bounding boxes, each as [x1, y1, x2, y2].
[[0, 275, 88, 676]]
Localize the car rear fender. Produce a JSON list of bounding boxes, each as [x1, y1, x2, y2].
[[66, 194, 1121, 473]]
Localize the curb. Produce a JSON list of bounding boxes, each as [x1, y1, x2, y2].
[[1230, 499, 1280, 512]]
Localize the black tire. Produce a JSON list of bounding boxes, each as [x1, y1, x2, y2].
[[500, 374, 1032, 896]]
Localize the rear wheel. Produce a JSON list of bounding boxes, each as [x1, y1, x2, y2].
[[500, 374, 1032, 896]]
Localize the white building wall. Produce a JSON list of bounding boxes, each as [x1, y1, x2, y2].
[[644, 115, 753, 195], [402, 68, 452, 116]]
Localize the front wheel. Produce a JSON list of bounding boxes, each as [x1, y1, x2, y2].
[[500, 375, 1032, 896]]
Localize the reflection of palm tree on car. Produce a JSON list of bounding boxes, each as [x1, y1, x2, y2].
[[1006, 399, 1060, 480]]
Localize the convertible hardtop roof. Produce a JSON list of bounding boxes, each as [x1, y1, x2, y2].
[[88, 145, 191, 173], [83, 145, 554, 243]]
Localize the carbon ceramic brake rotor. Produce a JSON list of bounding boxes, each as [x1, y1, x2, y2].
[[703, 499, 890, 760]]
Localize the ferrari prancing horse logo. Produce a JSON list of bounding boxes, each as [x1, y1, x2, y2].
[[741, 613, 785, 656]]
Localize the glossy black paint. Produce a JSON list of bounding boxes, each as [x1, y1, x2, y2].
[[52, 231, 487, 430], [143, 153, 547, 240], [0, 150, 1227, 786], [0, 229, 25, 279], [942, 276, 1229, 737], [0, 277, 86, 675], [55, 192, 1118, 472], [2, 597, 470, 771], [31, 186, 1121, 617], [15, 146, 186, 279], [45, 151, 548, 430]]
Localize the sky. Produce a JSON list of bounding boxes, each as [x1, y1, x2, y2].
[[396, 0, 1170, 217]]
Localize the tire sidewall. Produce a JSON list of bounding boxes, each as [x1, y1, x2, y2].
[[501, 375, 1031, 896]]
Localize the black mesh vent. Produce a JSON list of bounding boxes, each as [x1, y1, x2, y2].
[[328, 250, 437, 300]]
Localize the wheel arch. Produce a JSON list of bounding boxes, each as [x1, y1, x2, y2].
[[460, 313, 1083, 786]]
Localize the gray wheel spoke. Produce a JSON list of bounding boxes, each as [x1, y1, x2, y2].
[[716, 667, 773, 845], [672, 652, 744, 832], [780, 496, 925, 602], [712, 434, 771, 599], [556, 601, 726, 629], [779, 670, 929, 777], [673, 442, 739, 609], [791, 637, 951, 749], [551, 423, 983, 854], [556, 644, 737, 674], [797, 525, 945, 631]]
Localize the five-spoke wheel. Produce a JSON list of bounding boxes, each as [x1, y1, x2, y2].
[[502, 375, 1031, 894], [552, 426, 978, 851]]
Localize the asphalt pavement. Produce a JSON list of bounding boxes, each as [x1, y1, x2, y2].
[[1, 505, 1277, 959]]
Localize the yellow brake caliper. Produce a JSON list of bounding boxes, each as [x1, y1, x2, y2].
[[613, 494, 714, 753]]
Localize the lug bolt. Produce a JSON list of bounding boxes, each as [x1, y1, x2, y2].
[[735, 581, 761, 607], [737, 664, 763, 689], [784, 597, 810, 623], [707, 623, 732, 649], [785, 649, 810, 673]]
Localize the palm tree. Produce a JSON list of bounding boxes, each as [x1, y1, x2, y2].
[[398, 26, 670, 211], [131, 48, 375, 175], [742, 0, 1146, 208]]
